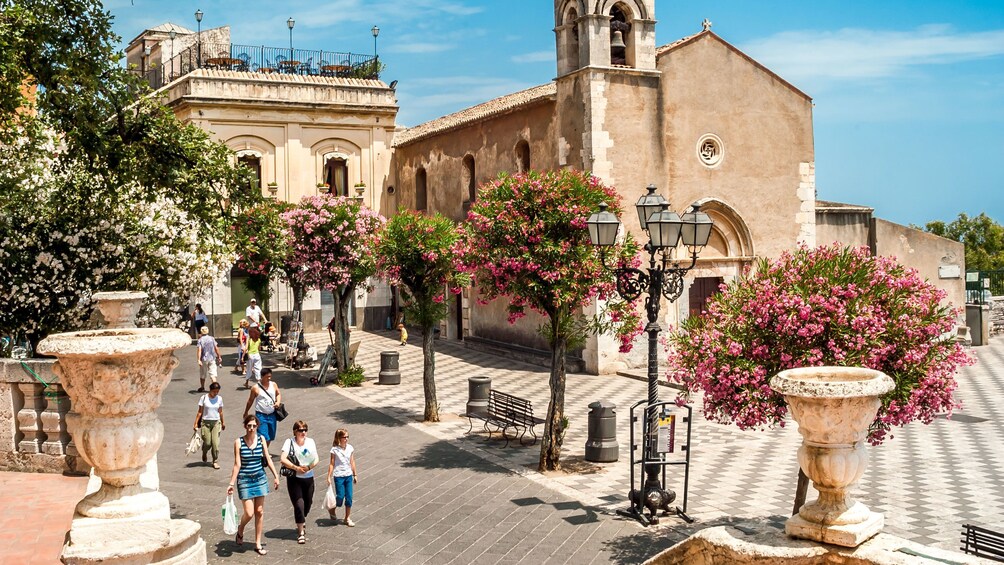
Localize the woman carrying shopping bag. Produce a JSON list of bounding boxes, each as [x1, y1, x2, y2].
[[279, 420, 319, 544], [192, 382, 225, 468], [244, 326, 262, 388], [227, 414, 280, 555]]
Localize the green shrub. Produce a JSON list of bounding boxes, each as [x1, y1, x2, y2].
[[338, 364, 365, 387]]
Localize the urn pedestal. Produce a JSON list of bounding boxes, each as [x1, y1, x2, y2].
[[769, 366, 894, 548], [39, 321, 206, 563]]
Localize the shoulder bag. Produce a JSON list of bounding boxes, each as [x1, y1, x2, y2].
[[280, 438, 299, 477], [262, 385, 288, 421]]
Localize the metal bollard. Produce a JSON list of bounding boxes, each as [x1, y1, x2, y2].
[[378, 351, 401, 385], [466, 376, 491, 417], [585, 401, 618, 462]]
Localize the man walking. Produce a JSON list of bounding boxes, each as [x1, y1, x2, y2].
[[246, 298, 267, 328], [196, 326, 223, 392]]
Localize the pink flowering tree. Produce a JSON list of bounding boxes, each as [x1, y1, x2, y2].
[[376, 210, 470, 422], [459, 170, 639, 471], [668, 244, 973, 445], [232, 200, 291, 316], [282, 195, 385, 372]]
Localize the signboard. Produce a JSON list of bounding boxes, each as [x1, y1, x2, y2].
[[316, 345, 336, 385], [966, 272, 980, 282], [656, 414, 676, 453], [938, 265, 961, 279]]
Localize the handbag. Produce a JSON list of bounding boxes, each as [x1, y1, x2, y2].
[[280, 437, 299, 478], [262, 385, 288, 422]]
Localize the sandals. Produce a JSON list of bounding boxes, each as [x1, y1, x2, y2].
[[255, 545, 268, 555], [297, 532, 306, 544], [235, 532, 243, 546]]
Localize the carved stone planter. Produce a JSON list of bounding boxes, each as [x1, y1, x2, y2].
[[769, 366, 894, 548], [38, 294, 206, 564]]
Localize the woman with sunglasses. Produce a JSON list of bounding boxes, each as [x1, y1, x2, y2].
[[279, 420, 319, 544], [227, 414, 280, 555]]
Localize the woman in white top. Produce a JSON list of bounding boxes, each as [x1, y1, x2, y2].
[[243, 368, 281, 443], [280, 420, 319, 544], [192, 382, 225, 468], [326, 427, 358, 526]]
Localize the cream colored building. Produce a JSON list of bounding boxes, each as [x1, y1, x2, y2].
[[126, 26, 399, 335], [390, 0, 964, 373]]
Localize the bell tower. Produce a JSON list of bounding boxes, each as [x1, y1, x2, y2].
[[554, 0, 657, 76], [553, 1, 661, 374]]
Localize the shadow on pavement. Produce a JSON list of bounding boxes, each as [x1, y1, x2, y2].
[[329, 406, 406, 427], [400, 440, 510, 474], [602, 514, 787, 564]]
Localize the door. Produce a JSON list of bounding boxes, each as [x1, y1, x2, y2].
[[688, 277, 723, 317]]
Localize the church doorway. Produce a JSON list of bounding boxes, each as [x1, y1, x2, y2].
[[688, 277, 723, 317]]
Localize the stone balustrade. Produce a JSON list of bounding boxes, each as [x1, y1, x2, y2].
[[0, 358, 84, 474]]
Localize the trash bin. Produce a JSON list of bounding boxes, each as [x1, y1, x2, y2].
[[378, 351, 401, 385], [467, 376, 491, 417], [585, 401, 618, 462], [966, 304, 990, 346]]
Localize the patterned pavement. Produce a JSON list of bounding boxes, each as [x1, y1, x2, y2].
[[307, 330, 1004, 551]]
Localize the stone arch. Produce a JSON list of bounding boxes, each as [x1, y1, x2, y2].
[[311, 138, 362, 196], [462, 154, 476, 202], [691, 198, 754, 259], [596, 0, 647, 20], [515, 139, 531, 173], [415, 167, 428, 211], [556, 0, 583, 75], [226, 135, 276, 194]]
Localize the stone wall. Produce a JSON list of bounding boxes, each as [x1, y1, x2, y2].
[[0, 359, 84, 474]]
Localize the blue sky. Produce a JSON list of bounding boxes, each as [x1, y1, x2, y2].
[[106, 0, 1003, 228]]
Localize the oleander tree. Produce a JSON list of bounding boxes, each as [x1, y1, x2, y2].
[[668, 244, 974, 445], [0, 0, 256, 347], [459, 170, 640, 471], [375, 210, 470, 422], [282, 195, 385, 372], [232, 200, 292, 316]]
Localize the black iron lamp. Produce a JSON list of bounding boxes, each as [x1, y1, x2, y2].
[[195, 9, 203, 63], [288, 17, 295, 51], [586, 184, 712, 527]]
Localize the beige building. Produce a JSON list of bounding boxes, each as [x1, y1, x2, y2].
[[390, 0, 964, 373], [126, 26, 399, 335]]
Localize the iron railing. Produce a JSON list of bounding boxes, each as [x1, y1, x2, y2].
[[966, 270, 1003, 304], [139, 42, 381, 90]]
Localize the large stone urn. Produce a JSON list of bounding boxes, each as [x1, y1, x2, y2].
[[38, 292, 206, 564], [769, 366, 894, 548]]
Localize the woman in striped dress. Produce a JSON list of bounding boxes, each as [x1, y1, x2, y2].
[[227, 414, 280, 555]]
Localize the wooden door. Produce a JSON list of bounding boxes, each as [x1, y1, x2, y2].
[[688, 277, 723, 317]]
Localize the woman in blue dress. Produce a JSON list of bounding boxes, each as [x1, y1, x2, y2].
[[227, 414, 280, 555]]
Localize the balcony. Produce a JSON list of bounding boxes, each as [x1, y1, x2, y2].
[[139, 42, 381, 90]]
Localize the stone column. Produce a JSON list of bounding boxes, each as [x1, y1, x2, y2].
[[16, 382, 46, 453], [41, 383, 71, 456]]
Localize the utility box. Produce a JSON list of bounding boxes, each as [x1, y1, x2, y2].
[[966, 304, 990, 346]]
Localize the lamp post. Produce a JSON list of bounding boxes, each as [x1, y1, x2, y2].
[[371, 25, 380, 58], [288, 17, 295, 58], [194, 9, 203, 64], [168, 29, 176, 80], [587, 184, 712, 525]]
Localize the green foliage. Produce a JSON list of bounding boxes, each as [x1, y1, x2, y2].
[[337, 364, 365, 387], [922, 213, 1004, 271], [349, 60, 386, 79], [0, 0, 256, 344]]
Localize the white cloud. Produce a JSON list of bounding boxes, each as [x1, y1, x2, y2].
[[386, 42, 455, 54], [511, 50, 553, 64], [742, 25, 1004, 84]]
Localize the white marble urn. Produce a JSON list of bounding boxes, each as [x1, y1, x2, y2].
[[770, 366, 894, 548]]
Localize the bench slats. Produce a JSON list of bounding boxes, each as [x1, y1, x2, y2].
[[466, 389, 543, 447], [961, 524, 1004, 562]]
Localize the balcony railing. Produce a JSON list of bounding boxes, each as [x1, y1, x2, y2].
[[139, 42, 381, 90]]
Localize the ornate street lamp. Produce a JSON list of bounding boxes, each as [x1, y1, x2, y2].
[[586, 186, 712, 526], [168, 29, 176, 80], [194, 9, 203, 64], [371, 25, 380, 58]]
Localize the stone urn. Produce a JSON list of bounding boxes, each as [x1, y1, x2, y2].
[[38, 297, 206, 563], [91, 290, 149, 329], [769, 366, 894, 548]]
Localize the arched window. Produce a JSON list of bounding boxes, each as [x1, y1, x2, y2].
[[563, 6, 579, 73], [325, 157, 349, 196], [462, 155, 476, 202], [610, 4, 632, 66], [237, 154, 261, 192], [515, 140, 530, 173], [416, 167, 428, 211]]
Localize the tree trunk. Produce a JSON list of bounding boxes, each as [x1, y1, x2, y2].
[[792, 467, 809, 516], [539, 319, 567, 472], [331, 285, 352, 373], [422, 323, 439, 422]]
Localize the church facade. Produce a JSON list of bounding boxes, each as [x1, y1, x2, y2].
[[390, 0, 963, 373]]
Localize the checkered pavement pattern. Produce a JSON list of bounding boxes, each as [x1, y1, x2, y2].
[[308, 331, 1004, 550]]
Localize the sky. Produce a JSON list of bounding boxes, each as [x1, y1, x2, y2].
[[104, 0, 1004, 228]]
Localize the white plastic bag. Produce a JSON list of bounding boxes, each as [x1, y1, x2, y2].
[[222, 494, 239, 535], [185, 431, 202, 456], [324, 485, 337, 510]]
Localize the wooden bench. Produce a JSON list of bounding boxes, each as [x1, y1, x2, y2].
[[961, 524, 1004, 562], [467, 390, 544, 447]]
